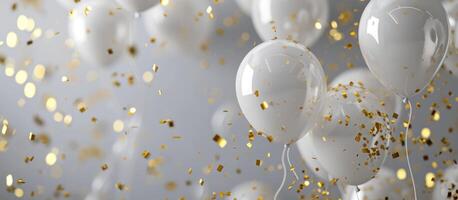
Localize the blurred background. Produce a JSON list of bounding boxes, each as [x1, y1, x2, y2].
[[0, 0, 456, 199]]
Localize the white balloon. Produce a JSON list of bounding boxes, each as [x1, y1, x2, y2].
[[115, 0, 157, 12], [142, 0, 214, 52], [443, 0, 458, 76], [211, 102, 242, 136], [310, 85, 391, 185], [228, 181, 275, 200], [359, 0, 449, 98], [69, 1, 130, 66], [433, 165, 458, 200], [235, 0, 252, 15], [235, 40, 327, 144], [251, 0, 329, 47], [331, 68, 402, 116], [296, 133, 329, 180], [344, 168, 413, 200]]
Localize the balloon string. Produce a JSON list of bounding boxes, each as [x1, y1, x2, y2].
[[286, 144, 299, 182], [403, 98, 417, 200], [355, 186, 361, 200], [274, 144, 288, 200]]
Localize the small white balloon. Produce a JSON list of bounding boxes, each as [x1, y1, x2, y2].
[[359, 0, 449, 98], [344, 168, 414, 200], [296, 133, 328, 180], [236, 40, 327, 144], [115, 0, 157, 12], [251, 0, 329, 47], [228, 181, 275, 200], [235, 0, 252, 15], [69, 1, 130, 66], [310, 85, 391, 186], [433, 165, 458, 200], [331, 68, 402, 116], [211, 102, 242, 136], [142, 0, 214, 52]]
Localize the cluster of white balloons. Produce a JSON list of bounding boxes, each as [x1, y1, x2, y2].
[[235, 0, 450, 198], [65, 0, 213, 66]]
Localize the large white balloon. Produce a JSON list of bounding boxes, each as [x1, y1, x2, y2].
[[251, 0, 329, 47], [235, 0, 252, 15], [331, 68, 402, 116], [142, 0, 214, 52], [344, 168, 413, 200], [115, 0, 157, 12], [359, 0, 449, 98], [211, 102, 242, 136], [235, 40, 327, 144], [310, 85, 391, 186], [69, 1, 130, 66], [296, 133, 329, 180], [228, 181, 275, 200], [443, 0, 458, 76], [433, 166, 458, 200]]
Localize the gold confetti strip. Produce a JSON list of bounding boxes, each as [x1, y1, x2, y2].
[[260, 101, 269, 110]]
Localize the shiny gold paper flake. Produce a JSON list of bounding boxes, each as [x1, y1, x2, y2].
[[160, 119, 174, 127], [396, 168, 406, 180], [113, 120, 124, 133], [425, 172, 435, 188], [142, 150, 151, 159], [213, 134, 227, 148], [260, 101, 269, 110], [216, 164, 224, 172]]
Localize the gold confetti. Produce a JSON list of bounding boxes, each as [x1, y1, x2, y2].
[[45, 97, 57, 112], [45, 152, 57, 166], [113, 120, 124, 133], [421, 128, 431, 139], [213, 134, 227, 148], [425, 172, 435, 188], [6, 32, 18, 48], [260, 101, 269, 110], [24, 82, 36, 98], [6, 174, 13, 187], [396, 168, 406, 180]]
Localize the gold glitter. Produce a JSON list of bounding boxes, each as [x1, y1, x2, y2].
[[206, 6, 214, 19], [33, 64, 46, 79], [113, 120, 124, 133], [5, 63, 15, 77], [46, 152, 57, 166], [199, 178, 204, 186], [45, 97, 57, 112], [396, 168, 407, 180], [101, 163, 108, 171], [425, 172, 435, 188], [6, 174, 13, 187], [142, 71, 154, 83], [0, 139, 8, 152], [128, 107, 136, 116], [54, 112, 63, 122], [431, 110, 440, 121], [28, 132, 35, 141], [260, 101, 269, 110], [24, 82, 36, 98], [14, 188, 24, 198], [160, 0, 169, 6], [63, 115, 72, 125], [142, 150, 151, 159], [6, 32, 18, 48], [256, 159, 262, 166], [217, 164, 224, 172], [314, 22, 322, 30], [159, 119, 174, 127], [213, 134, 227, 148], [421, 128, 431, 139], [15, 70, 28, 85]]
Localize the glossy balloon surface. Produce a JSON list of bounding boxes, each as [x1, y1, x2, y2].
[[236, 40, 327, 144], [433, 165, 458, 200], [235, 0, 252, 15], [211, 102, 242, 136], [115, 0, 157, 12], [344, 168, 413, 200], [142, 0, 213, 52], [251, 0, 329, 47], [331, 68, 402, 116], [310, 85, 391, 185], [296, 133, 328, 180], [359, 0, 449, 98], [69, 1, 130, 66], [228, 181, 275, 200], [444, 0, 458, 76]]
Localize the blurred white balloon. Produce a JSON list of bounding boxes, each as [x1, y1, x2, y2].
[[344, 168, 413, 200], [235, 0, 252, 15], [211, 101, 242, 136], [433, 165, 458, 200], [443, 0, 458, 76], [235, 40, 327, 144], [142, 0, 214, 53], [359, 0, 449, 98], [69, 1, 130, 66], [296, 133, 328, 180], [331, 68, 402, 116], [310, 85, 391, 185], [115, 0, 157, 12], [228, 181, 275, 200], [251, 0, 329, 47]]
